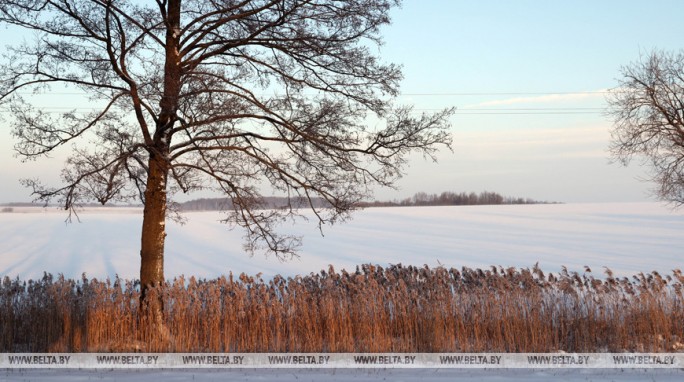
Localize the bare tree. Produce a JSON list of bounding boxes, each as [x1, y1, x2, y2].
[[0, 0, 452, 305], [608, 50, 684, 205]]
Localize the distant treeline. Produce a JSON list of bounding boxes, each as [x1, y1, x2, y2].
[[359, 191, 554, 208], [179, 191, 554, 211]]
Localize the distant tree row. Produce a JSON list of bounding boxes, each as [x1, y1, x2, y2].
[[179, 191, 552, 211], [359, 191, 552, 208]]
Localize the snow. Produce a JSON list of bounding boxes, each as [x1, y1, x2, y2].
[[2, 368, 684, 381], [0, 202, 682, 281], [2, 202, 684, 380]]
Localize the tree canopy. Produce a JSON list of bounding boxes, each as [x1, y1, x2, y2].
[[608, 50, 684, 205], [0, 0, 453, 265]]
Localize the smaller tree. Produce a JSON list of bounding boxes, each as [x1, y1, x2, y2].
[[608, 50, 684, 205]]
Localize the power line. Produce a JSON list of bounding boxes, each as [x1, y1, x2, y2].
[[0, 110, 605, 116], [406, 107, 604, 111], [452, 107, 604, 115], [15, 90, 613, 97], [1, 91, 609, 116], [400, 91, 611, 96], [453, 112, 601, 115]]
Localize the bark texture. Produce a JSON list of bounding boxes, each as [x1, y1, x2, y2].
[[140, 154, 168, 300]]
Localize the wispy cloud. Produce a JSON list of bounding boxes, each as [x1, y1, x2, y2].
[[464, 90, 609, 109]]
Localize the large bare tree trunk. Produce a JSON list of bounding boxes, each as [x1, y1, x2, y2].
[[139, 153, 169, 330], [140, 0, 180, 299], [137, 0, 180, 343]]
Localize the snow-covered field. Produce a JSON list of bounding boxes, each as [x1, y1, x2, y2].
[[0, 202, 682, 281], [2, 202, 684, 381]]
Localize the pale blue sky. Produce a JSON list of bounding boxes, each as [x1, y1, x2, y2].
[[2, 0, 684, 203], [376, 0, 684, 203]]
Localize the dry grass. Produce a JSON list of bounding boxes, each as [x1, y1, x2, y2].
[[1, 264, 683, 352]]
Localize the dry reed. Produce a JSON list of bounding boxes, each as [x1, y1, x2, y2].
[[1, 265, 683, 352]]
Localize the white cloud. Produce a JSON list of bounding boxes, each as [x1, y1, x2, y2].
[[464, 90, 609, 109]]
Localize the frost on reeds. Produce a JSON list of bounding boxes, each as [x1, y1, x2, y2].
[[1, 265, 683, 352]]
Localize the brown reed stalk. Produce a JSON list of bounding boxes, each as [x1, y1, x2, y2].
[[1, 265, 683, 353]]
